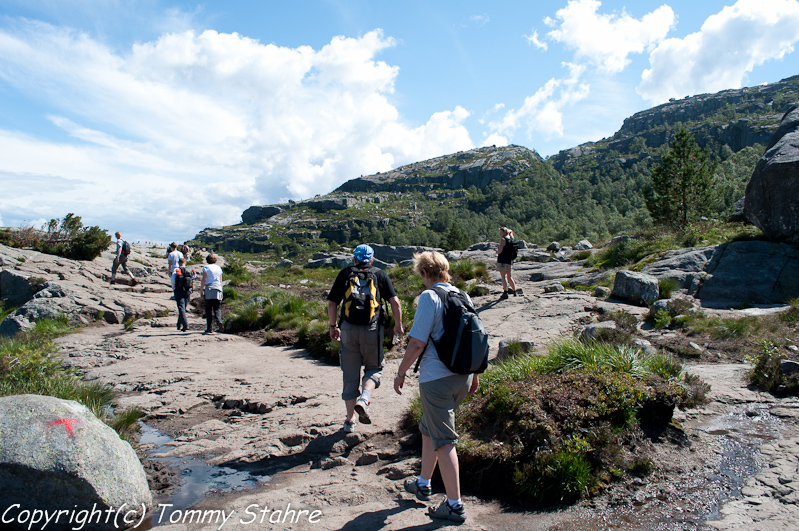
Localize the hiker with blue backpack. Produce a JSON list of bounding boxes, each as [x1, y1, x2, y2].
[[497, 226, 518, 299], [327, 244, 403, 433], [394, 251, 487, 524]]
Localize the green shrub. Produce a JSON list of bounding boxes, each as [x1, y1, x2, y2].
[[1, 214, 111, 261], [658, 278, 679, 299], [654, 309, 672, 329], [222, 254, 254, 286], [748, 340, 799, 396]]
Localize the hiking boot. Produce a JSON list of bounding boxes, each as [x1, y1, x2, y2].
[[354, 398, 371, 424], [404, 477, 432, 501], [500, 291, 509, 299], [109, 279, 116, 285], [428, 496, 466, 523], [343, 421, 356, 433]]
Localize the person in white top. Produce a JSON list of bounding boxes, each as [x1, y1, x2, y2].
[[167, 242, 184, 288], [200, 253, 224, 334]]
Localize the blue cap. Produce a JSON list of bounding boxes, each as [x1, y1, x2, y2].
[[353, 244, 374, 263]]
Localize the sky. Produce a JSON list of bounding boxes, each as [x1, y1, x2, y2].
[[1, 0, 798, 244]]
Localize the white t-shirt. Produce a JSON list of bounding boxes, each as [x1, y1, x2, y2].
[[202, 264, 223, 286], [167, 250, 184, 272]]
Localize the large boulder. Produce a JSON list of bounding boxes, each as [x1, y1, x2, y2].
[[369, 244, 443, 264], [744, 103, 799, 242], [0, 269, 35, 306], [641, 246, 716, 295], [0, 395, 151, 530], [241, 205, 283, 224], [612, 270, 660, 305], [696, 240, 799, 306]]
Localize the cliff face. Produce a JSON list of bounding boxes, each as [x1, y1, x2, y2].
[[549, 75, 799, 172], [334, 144, 544, 194]]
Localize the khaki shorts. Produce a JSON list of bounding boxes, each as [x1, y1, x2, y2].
[[497, 262, 512, 274], [339, 320, 384, 400], [419, 374, 472, 450]]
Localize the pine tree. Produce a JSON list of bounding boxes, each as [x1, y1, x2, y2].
[[644, 128, 718, 232]]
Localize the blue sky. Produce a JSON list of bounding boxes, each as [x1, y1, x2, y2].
[[1, 0, 798, 243]]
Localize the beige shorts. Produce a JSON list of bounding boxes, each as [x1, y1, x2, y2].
[[419, 374, 472, 450], [497, 262, 512, 274]]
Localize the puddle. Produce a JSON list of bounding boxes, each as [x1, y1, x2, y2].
[[136, 423, 265, 528]]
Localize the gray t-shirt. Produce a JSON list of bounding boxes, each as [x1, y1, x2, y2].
[[409, 282, 472, 383]]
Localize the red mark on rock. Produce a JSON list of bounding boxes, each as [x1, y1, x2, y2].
[[47, 418, 82, 437]]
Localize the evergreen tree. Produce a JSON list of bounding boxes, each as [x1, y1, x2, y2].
[[644, 128, 717, 231], [445, 222, 471, 251]]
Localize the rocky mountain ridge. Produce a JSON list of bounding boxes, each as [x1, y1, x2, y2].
[[191, 75, 799, 254]]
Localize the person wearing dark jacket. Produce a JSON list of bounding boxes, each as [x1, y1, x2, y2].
[[497, 226, 517, 299], [171, 257, 194, 332]]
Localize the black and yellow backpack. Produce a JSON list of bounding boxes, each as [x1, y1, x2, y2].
[[341, 266, 382, 326]]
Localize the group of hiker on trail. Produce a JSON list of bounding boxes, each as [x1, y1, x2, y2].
[[109, 234, 224, 334], [166, 241, 224, 335], [327, 238, 502, 524], [110, 227, 518, 524]]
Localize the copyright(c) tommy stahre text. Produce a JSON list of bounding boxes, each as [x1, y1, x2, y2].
[[2, 502, 323, 530]]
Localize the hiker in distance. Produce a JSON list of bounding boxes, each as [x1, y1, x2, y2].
[[394, 251, 481, 524], [327, 244, 403, 433], [172, 257, 195, 332], [200, 253, 224, 334], [167, 242, 184, 286], [497, 226, 517, 299], [110, 231, 136, 285]]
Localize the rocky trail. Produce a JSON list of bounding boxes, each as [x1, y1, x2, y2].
[[44, 248, 799, 531]]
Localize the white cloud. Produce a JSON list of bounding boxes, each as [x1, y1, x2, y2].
[[488, 63, 589, 141], [638, 0, 799, 103], [481, 133, 508, 148], [545, 0, 675, 73], [0, 22, 474, 241], [525, 30, 548, 50]]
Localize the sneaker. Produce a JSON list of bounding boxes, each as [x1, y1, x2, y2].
[[428, 496, 466, 524], [343, 421, 356, 433], [404, 477, 432, 501], [354, 398, 371, 424], [182, 327, 188, 332], [500, 291, 509, 300]]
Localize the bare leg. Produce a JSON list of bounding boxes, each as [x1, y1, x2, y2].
[[420, 433, 438, 480], [435, 443, 461, 500]]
